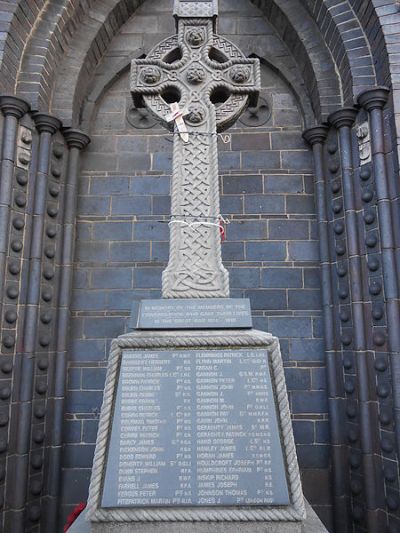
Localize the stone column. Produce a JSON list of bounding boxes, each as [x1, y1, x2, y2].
[[358, 87, 400, 457], [329, 108, 382, 531], [0, 96, 30, 324], [303, 125, 350, 533], [10, 113, 61, 532], [45, 128, 90, 532]]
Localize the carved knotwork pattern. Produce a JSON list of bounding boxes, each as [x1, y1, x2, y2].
[[131, 12, 259, 298]]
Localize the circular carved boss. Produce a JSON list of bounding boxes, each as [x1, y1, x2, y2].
[[141, 34, 251, 131]]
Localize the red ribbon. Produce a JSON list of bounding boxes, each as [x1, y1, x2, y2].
[[64, 502, 86, 532], [219, 220, 225, 242]]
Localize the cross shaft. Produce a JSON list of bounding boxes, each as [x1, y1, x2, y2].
[[131, 0, 260, 298]]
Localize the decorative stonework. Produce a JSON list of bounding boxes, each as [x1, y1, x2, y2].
[[86, 329, 305, 523], [130, 0, 260, 298]]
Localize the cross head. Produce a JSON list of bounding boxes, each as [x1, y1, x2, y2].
[[131, 0, 260, 298]]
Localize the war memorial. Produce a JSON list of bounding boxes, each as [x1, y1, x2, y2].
[[0, 0, 400, 531]]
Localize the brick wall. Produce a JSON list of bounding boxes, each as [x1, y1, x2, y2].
[[60, 55, 332, 528]]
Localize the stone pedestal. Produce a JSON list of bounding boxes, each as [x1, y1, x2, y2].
[[86, 328, 306, 532]]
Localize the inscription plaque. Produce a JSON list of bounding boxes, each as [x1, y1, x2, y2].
[[137, 298, 252, 329], [102, 348, 289, 507]]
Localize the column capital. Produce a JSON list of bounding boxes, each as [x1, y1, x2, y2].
[[0, 95, 30, 119], [32, 112, 61, 134], [328, 107, 358, 129], [63, 128, 90, 150], [302, 125, 329, 146], [357, 86, 390, 111]]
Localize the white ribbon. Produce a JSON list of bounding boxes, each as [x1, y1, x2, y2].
[[165, 102, 189, 142]]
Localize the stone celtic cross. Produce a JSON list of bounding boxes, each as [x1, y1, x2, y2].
[[131, 0, 260, 298]]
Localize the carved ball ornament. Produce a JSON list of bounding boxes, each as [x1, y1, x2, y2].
[[186, 66, 206, 84], [141, 67, 162, 85], [186, 28, 205, 47], [186, 104, 206, 125], [230, 66, 251, 83]]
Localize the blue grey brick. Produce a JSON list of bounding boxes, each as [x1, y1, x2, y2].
[[290, 338, 325, 362], [61, 469, 91, 504], [93, 222, 132, 241], [84, 317, 124, 339], [231, 132, 271, 151], [241, 151, 280, 170], [288, 289, 321, 310], [292, 391, 328, 414], [313, 317, 324, 338], [244, 195, 285, 214], [71, 290, 107, 311], [72, 269, 89, 289], [304, 268, 321, 288], [296, 445, 330, 468], [82, 367, 107, 390], [63, 444, 95, 468], [65, 390, 103, 414], [245, 242, 286, 261], [292, 420, 314, 444], [90, 177, 130, 195], [134, 267, 163, 288], [252, 316, 268, 331], [91, 268, 132, 289], [228, 221, 268, 240], [269, 220, 308, 240], [152, 153, 172, 172], [220, 195, 243, 214], [64, 420, 82, 443], [312, 367, 327, 390], [270, 132, 307, 150], [218, 152, 240, 170], [78, 196, 110, 216], [107, 289, 161, 310], [152, 195, 171, 214], [222, 174, 262, 194], [75, 242, 109, 262], [111, 196, 151, 215], [246, 289, 286, 310], [229, 267, 260, 288], [69, 339, 106, 363], [83, 419, 99, 443], [119, 153, 151, 172], [288, 241, 319, 261], [151, 241, 169, 262], [264, 175, 303, 193], [315, 421, 330, 443], [284, 368, 311, 390], [76, 222, 91, 241], [110, 242, 150, 262], [131, 175, 170, 195], [70, 317, 84, 339], [67, 368, 81, 390], [286, 195, 315, 214], [117, 136, 147, 152], [269, 317, 312, 338], [261, 268, 302, 288], [221, 242, 244, 260], [281, 150, 313, 171], [134, 221, 170, 240]]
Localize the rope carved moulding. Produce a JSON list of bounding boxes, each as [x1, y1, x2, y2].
[[86, 329, 305, 523]]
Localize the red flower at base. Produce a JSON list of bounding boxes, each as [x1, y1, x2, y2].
[[64, 502, 86, 532]]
